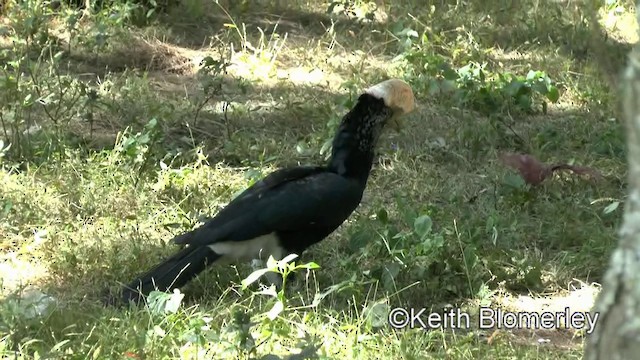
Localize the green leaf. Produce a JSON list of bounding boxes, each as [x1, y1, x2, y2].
[[242, 268, 272, 289], [603, 201, 620, 214], [50, 340, 71, 353], [414, 215, 433, 238], [381, 262, 401, 290], [427, 80, 441, 96], [546, 86, 560, 102], [23, 93, 33, 106], [440, 79, 457, 93], [530, 80, 549, 95], [396, 195, 418, 225], [524, 266, 542, 288], [503, 173, 526, 189], [463, 245, 478, 269], [349, 229, 370, 252], [388, 228, 404, 249], [426, 234, 445, 250], [377, 208, 389, 224], [319, 138, 333, 156], [504, 80, 524, 97], [365, 302, 390, 328], [295, 141, 308, 155], [267, 300, 284, 320], [298, 261, 320, 270], [311, 277, 354, 307], [153, 325, 166, 337], [516, 94, 532, 111], [53, 51, 65, 62], [396, 27, 418, 38], [441, 66, 459, 80], [526, 70, 543, 81], [146, 289, 184, 315], [165, 289, 184, 313], [137, 133, 150, 145], [280, 253, 299, 264], [146, 118, 159, 129], [458, 64, 472, 77]]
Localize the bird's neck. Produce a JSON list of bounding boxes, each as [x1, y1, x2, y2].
[[327, 94, 392, 184]]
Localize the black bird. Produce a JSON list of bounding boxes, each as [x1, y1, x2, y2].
[[115, 79, 416, 304]]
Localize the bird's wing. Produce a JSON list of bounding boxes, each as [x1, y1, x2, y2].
[[257, 172, 362, 231], [230, 165, 327, 203], [173, 166, 327, 244], [175, 171, 362, 247]]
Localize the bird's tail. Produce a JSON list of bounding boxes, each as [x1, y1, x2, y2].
[[117, 245, 221, 304]]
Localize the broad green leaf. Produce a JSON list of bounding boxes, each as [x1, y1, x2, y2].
[[153, 325, 166, 337], [146, 289, 184, 314], [242, 268, 271, 289], [281, 253, 299, 264], [603, 201, 620, 214], [366, 302, 390, 328], [267, 300, 284, 320], [298, 261, 320, 270], [508, 81, 530, 98], [381, 262, 401, 290], [440, 79, 457, 93], [503, 173, 526, 189], [414, 215, 432, 238], [546, 86, 560, 102], [377, 208, 389, 224], [349, 229, 369, 252], [427, 80, 441, 96], [524, 266, 542, 288], [530, 81, 549, 95], [517, 94, 532, 111], [164, 289, 184, 313]]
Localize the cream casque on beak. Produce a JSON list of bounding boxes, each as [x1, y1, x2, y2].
[[365, 78, 416, 132]]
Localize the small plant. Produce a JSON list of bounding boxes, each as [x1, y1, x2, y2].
[[193, 55, 231, 128], [215, 5, 288, 82], [0, 0, 140, 162], [111, 117, 164, 186], [406, 58, 561, 115], [0, 140, 11, 163], [394, 24, 561, 115], [327, 0, 378, 22], [348, 197, 486, 300], [241, 254, 320, 320]]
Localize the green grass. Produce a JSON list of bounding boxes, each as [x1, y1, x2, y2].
[[0, 0, 633, 358]]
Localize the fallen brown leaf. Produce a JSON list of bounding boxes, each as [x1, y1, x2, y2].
[[499, 153, 604, 186]]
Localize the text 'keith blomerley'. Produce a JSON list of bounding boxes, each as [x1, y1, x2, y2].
[[388, 307, 599, 334]]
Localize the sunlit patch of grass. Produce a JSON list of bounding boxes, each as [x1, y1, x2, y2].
[[599, 2, 639, 44]]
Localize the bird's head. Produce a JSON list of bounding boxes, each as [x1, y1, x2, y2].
[[365, 78, 416, 132]]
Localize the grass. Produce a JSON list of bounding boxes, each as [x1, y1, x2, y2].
[[0, 0, 633, 358]]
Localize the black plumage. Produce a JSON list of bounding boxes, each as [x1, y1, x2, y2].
[[113, 79, 415, 305]]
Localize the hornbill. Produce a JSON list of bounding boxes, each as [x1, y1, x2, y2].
[[113, 79, 416, 305]]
